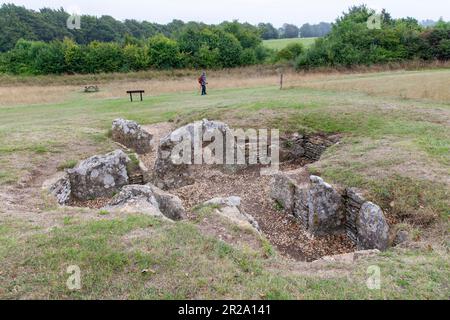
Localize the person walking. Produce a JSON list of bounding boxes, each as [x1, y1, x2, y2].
[[198, 71, 207, 96]]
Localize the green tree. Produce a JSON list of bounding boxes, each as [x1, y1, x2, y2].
[[258, 23, 279, 40], [85, 41, 124, 73], [281, 24, 299, 38], [123, 44, 149, 71], [221, 21, 262, 49], [147, 34, 182, 69]]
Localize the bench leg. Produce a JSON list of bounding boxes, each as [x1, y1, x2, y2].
[[130, 93, 133, 102], [140, 92, 143, 101]]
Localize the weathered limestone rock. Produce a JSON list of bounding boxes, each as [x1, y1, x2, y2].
[[112, 119, 153, 154], [357, 202, 390, 250], [68, 150, 130, 200], [42, 172, 71, 205], [270, 172, 297, 212], [104, 184, 186, 220], [148, 184, 187, 220], [203, 196, 260, 232], [104, 185, 162, 217], [269, 171, 343, 234], [153, 119, 231, 190], [292, 184, 310, 227], [307, 176, 345, 235]]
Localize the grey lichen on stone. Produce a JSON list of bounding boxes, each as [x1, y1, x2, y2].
[[112, 119, 153, 154], [307, 175, 345, 236], [357, 202, 390, 250], [42, 172, 72, 205], [104, 183, 186, 221], [153, 119, 232, 190], [67, 149, 130, 200]]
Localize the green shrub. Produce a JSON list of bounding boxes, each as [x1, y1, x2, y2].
[[147, 34, 182, 69], [276, 43, 304, 61]]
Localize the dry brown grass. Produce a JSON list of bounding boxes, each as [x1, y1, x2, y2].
[[0, 85, 81, 106], [0, 67, 289, 106], [291, 69, 450, 102], [1, 61, 449, 106]]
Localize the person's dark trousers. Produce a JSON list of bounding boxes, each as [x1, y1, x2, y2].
[[201, 85, 207, 95]]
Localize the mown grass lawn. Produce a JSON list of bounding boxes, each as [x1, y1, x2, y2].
[[0, 69, 448, 299]]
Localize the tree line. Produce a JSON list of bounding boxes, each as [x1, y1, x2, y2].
[[0, 3, 329, 53], [0, 21, 273, 74], [0, 4, 448, 75], [295, 6, 450, 69]]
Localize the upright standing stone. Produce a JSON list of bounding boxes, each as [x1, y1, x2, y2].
[[345, 188, 366, 243], [270, 173, 297, 212], [293, 184, 310, 228], [153, 119, 231, 190], [357, 202, 390, 250], [307, 176, 345, 235], [112, 119, 153, 154]]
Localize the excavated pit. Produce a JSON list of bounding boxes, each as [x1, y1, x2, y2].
[[142, 124, 355, 261], [67, 123, 355, 262]]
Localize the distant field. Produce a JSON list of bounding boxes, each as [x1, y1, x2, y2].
[[263, 37, 319, 50]]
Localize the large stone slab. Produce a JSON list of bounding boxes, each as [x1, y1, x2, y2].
[[357, 202, 390, 250], [203, 196, 260, 232], [307, 176, 345, 235], [68, 150, 130, 200], [292, 184, 310, 227], [153, 119, 231, 190], [112, 119, 153, 154], [270, 172, 297, 212], [104, 184, 186, 220]]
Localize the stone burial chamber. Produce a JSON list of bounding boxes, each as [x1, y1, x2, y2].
[[270, 169, 390, 251]]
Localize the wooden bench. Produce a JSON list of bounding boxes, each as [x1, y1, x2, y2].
[[127, 90, 145, 102]]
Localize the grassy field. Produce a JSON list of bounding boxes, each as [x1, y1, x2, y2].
[[0, 67, 449, 299], [263, 37, 319, 50]]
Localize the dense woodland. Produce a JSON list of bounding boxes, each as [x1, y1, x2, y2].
[[0, 4, 448, 75]]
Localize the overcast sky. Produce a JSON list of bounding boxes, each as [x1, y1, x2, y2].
[[3, 0, 448, 26]]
